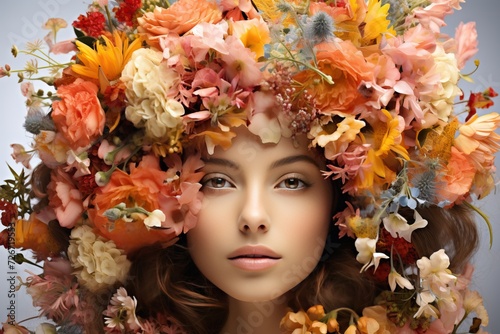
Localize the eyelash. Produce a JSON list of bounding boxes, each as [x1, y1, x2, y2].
[[201, 175, 234, 189], [201, 175, 310, 190]]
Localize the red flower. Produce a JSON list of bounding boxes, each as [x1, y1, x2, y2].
[[72, 11, 106, 38], [0, 199, 18, 227], [378, 228, 418, 265], [465, 87, 498, 121], [114, 0, 142, 27]]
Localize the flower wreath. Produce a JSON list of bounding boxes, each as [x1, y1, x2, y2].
[[0, 0, 499, 333]]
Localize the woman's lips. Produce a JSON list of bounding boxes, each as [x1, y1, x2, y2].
[[228, 245, 282, 271]]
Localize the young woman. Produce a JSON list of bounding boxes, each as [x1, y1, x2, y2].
[[127, 126, 480, 334], [0, 0, 496, 333]]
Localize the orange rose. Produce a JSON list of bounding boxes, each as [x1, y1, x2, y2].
[[294, 40, 375, 115], [437, 147, 476, 204], [52, 78, 105, 150], [88, 155, 177, 253], [138, 0, 222, 47]]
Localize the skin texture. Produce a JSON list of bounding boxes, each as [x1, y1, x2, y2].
[[187, 127, 333, 333]]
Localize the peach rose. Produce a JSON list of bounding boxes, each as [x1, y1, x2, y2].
[[294, 40, 375, 115], [47, 166, 84, 228], [88, 155, 177, 253], [138, 0, 222, 47], [51, 78, 105, 150]]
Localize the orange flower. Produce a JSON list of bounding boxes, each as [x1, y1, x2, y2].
[[294, 40, 375, 115], [357, 316, 381, 334], [13, 214, 64, 260], [88, 155, 177, 253], [51, 78, 105, 150], [437, 147, 476, 204], [138, 0, 222, 48], [454, 112, 500, 172]]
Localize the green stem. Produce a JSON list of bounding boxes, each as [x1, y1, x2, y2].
[[463, 201, 493, 248]]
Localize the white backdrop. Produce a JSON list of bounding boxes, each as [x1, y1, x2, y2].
[[0, 0, 499, 332]]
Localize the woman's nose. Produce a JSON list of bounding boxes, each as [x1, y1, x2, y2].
[[238, 184, 270, 234]]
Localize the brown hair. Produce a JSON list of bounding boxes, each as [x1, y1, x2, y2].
[[127, 200, 479, 333]]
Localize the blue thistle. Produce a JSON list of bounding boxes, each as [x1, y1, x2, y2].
[[23, 108, 55, 134], [304, 11, 335, 43]]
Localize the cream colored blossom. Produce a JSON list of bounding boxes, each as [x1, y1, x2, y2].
[[382, 210, 428, 242], [463, 289, 489, 326], [420, 44, 461, 122], [388, 269, 414, 291], [68, 225, 130, 292], [121, 48, 184, 141], [355, 237, 389, 272], [143, 209, 166, 229]]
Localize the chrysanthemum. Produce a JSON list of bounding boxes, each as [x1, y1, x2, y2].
[[454, 112, 500, 172], [72, 31, 142, 83]]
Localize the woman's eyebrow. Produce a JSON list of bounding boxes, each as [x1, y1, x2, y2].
[[270, 155, 320, 169], [202, 157, 240, 170]]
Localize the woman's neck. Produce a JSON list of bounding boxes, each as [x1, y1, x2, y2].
[[220, 297, 289, 334]]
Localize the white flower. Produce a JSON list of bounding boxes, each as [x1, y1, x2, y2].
[[144, 209, 166, 228], [355, 237, 389, 272], [121, 48, 184, 141], [388, 269, 414, 291], [415, 250, 457, 319], [417, 249, 456, 284], [382, 210, 428, 242], [414, 291, 440, 318], [68, 225, 131, 292]]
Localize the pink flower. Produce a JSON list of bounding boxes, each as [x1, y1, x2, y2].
[[49, 39, 78, 55], [24, 259, 79, 323], [220, 35, 263, 88], [455, 22, 478, 69], [46, 166, 84, 228], [10, 144, 33, 169], [159, 153, 204, 235]]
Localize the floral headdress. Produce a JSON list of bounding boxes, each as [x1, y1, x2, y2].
[[0, 0, 498, 333]]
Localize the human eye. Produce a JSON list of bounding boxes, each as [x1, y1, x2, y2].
[[201, 174, 234, 190], [275, 175, 309, 190]]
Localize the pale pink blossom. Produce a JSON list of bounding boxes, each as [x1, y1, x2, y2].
[[10, 144, 33, 169], [455, 22, 478, 69], [220, 35, 263, 88], [49, 39, 77, 55], [46, 166, 84, 228]]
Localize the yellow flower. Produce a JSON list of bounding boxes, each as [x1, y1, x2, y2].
[[362, 0, 395, 44], [230, 18, 270, 60], [72, 31, 142, 82], [355, 109, 408, 191], [344, 324, 358, 334]]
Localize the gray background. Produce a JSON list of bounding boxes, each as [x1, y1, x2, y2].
[[0, 0, 498, 331]]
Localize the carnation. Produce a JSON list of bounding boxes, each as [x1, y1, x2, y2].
[[67, 225, 130, 292]]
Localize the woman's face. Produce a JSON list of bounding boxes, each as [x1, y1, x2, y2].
[[187, 128, 333, 302]]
